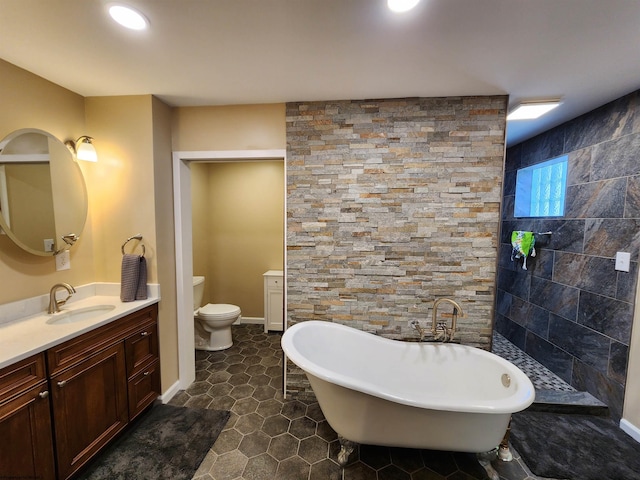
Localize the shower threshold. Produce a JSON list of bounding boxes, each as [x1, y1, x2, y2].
[[492, 332, 608, 416]]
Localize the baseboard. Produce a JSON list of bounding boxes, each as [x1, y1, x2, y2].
[[620, 418, 640, 444], [159, 380, 181, 404], [237, 316, 264, 325]]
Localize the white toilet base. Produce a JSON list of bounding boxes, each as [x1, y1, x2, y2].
[[194, 322, 233, 351], [195, 340, 233, 351]]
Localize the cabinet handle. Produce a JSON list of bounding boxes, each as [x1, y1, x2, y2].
[[39, 390, 49, 399], [57, 380, 67, 388], [140, 331, 149, 336], [143, 371, 150, 376]]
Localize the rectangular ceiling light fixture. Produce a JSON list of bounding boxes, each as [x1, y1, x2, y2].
[[507, 99, 562, 121]]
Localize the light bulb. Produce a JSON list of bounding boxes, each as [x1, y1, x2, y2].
[[388, 0, 420, 13], [109, 5, 148, 30]]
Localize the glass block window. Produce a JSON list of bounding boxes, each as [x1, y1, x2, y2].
[[515, 155, 568, 217]]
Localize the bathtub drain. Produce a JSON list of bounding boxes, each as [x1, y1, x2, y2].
[[501, 373, 511, 387]]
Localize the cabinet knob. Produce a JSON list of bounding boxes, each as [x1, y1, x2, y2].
[[57, 380, 67, 388], [140, 331, 149, 336], [39, 390, 49, 399], [143, 371, 150, 376]]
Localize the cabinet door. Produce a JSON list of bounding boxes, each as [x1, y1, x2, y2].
[[0, 383, 56, 480], [51, 343, 128, 480], [267, 289, 284, 331]]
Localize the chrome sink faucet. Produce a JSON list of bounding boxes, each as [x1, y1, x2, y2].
[[432, 298, 464, 342], [48, 283, 76, 314]]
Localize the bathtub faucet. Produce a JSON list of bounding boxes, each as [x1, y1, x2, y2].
[[432, 298, 464, 342]]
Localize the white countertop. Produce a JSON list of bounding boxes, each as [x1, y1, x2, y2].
[[0, 283, 160, 369]]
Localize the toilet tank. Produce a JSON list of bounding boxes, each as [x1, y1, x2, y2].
[[193, 276, 205, 311]]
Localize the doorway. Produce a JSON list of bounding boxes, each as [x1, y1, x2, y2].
[[172, 149, 287, 390]]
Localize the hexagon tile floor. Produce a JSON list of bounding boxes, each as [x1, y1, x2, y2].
[[168, 324, 559, 480]]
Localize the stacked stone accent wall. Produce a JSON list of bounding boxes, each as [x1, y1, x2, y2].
[[286, 96, 508, 395]]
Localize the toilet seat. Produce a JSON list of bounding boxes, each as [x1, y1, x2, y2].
[[198, 303, 241, 321]]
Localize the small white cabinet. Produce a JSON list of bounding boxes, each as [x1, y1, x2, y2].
[[263, 270, 284, 332]]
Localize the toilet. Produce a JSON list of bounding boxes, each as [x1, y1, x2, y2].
[[193, 276, 241, 351]]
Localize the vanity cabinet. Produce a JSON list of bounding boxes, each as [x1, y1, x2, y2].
[[48, 303, 159, 479], [264, 270, 284, 332], [0, 303, 160, 480], [0, 353, 56, 480]]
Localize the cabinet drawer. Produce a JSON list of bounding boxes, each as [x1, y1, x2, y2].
[[266, 276, 283, 289], [0, 353, 46, 403], [128, 359, 160, 420], [47, 304, 158, 375], [125, 321, 158, 378]]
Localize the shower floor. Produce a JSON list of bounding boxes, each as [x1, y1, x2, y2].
[[492, 332, 576, 392]]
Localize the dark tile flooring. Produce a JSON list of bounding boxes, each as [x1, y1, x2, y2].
[[169, 324, 562, 480]]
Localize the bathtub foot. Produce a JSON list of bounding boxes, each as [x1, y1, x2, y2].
[[337, 436, 357, 467], [498, 416, 513, 461], [498, 445, 513, 462], [477, 449, 499, 480]]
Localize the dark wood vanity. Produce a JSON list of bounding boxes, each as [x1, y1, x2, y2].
[[0, 303, 160, 480]]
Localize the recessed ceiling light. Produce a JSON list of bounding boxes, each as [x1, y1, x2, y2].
[[109, 5, 148, 30], [507, 100, 562, 121], [388, 0, 421, 13]]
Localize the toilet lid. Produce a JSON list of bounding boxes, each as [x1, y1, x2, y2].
[[198, 303, 241, 319]]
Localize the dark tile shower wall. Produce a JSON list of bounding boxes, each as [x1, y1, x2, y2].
[[497, 90, 640, 419]]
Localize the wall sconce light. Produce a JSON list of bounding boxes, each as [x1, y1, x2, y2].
[[65, 136, 98, 162], [507, 99, 562, 121]]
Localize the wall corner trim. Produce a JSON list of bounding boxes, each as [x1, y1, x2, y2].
[[159, 380, 181, 404]]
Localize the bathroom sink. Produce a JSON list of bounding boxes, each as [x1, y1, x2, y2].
[[46, 305, 116, 325]]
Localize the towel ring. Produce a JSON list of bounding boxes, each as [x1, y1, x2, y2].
[[121, 234, 145, 256]]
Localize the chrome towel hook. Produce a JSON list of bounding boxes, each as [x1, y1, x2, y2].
[[121, 234, 145, 256]]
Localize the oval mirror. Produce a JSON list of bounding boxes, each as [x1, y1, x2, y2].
[[0, 128, 88, 256]]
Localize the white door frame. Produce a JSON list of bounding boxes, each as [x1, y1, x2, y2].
[[172, 149, 287, 390]]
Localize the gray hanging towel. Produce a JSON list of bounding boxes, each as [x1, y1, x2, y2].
[[135, 255, 148, 300], [121, 253, 144, 302]]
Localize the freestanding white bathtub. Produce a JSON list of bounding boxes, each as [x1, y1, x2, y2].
[[281, 320, 535, 473]]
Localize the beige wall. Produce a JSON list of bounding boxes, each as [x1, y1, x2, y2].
[[0, 59, 95, 304], [191, 162, 211, 300], [172, 104, 286, 151], [84, 94, 178, 391], [84, 96, 157, 282], [192, 161, 284, 317], [151, 96, 179, 390]]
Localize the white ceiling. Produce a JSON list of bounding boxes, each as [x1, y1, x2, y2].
[[1, 0, 639, 146]]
